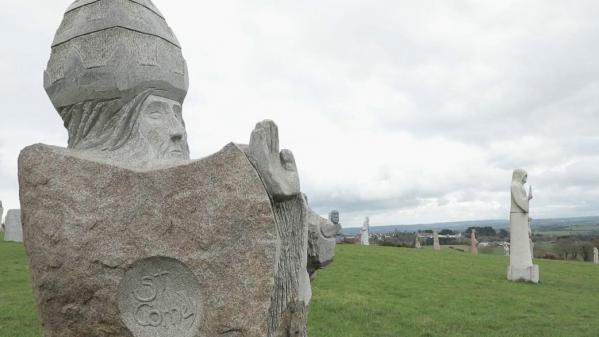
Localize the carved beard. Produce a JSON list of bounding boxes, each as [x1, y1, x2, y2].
[[59, 89, 190, 168]]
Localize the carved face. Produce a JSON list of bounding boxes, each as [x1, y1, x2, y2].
[[329, 211, 340, 225], [138, 95, 190, 161], [522, 174, 528, 184]]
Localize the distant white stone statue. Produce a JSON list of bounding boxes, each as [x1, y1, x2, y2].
[[470, 229, 478, 256], [4, 209, 22, 242], [414, 235, 421, 249], [593, 247, 598, 265], [507, 169, 539, 283], [433, 230, 440, 250], [360, 217, 370, 246], [503, 242, 510, 256]]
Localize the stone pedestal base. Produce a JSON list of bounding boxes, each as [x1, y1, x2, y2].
[[507, 264, 539, 283]]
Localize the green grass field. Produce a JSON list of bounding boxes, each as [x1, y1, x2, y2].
[[309, 245, 599, 337], [2, 237, 599, 337], [0, 236, 40, 337]]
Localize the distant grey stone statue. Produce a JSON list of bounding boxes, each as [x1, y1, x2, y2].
[[414, 235, 422, 249], [306, 198, 337, 277], [19, 2, 332, 337], [470, 229, 478, 256], [594, 247, 598, 265], [433, 230, 441, 250], [360, 217, 370, 245], [4, 209, 22, 242], [328, 210, 344, 243], [507, 169, 539, 283]]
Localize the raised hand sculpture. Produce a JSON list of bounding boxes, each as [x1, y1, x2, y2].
[[246, 120, 300, 201]]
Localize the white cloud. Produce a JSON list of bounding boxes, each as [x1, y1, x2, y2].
[[1, 0, 598, 227]]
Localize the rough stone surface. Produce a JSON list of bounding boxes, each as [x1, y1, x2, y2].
[[4, 209, 22, 242], [306, 198, 337, 277], [433, 230, 440, 250], [268, 195, 310, 337], [508, 169, 539, 283], [470, 230, 478, 256], [360, 217, 370, 246], [593, 247, 598, 265], [20, 143, 281, 337]]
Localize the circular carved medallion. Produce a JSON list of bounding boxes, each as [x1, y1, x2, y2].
[[118, 257, 202, 337]]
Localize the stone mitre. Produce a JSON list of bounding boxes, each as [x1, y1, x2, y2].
[[44, 0, 188, 111]]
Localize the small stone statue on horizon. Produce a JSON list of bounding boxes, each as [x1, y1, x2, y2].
[[503, 242, 510, 256], [360, 217, 370, 246], [470, 229, 478, 256], [593, 247, 598, 265], [433, 230, 441, 250]]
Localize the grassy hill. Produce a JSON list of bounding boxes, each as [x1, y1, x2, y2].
[[309, 245, 599, 337], [2, 237, 599, 337]]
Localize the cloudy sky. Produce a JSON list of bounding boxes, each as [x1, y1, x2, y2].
[[1, 0, 598, 228]]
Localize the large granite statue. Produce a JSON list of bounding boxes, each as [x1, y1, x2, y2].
[[433, 230, 440, 250], [4, 209, 22, 242], [328, 210, 344, 243], [360, 217, 370, 246], [470, 229, 478, 256], [593, 247, 598, 265], [507, 169, 539, 283], [20, 2, 333, 336]]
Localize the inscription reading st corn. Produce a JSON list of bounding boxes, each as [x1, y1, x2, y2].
[[119, 257, 202, 337]]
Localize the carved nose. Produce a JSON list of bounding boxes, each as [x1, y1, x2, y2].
[[171, 132, 183, 142], [168, 117, 185, 143]]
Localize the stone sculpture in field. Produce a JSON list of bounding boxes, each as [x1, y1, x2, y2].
[[503, 243, 510, 257], [507, 169, 539, 283], [433, 230, 441, 250], [306, 199, 337, 277], [470, 229, 478, 256], [594, 247, 598, 265], [329, 210, 344, 243], [414, 235, 421, 249], [360, 217, 370, 245], [0, 200, 3, 232], [4, 209, 22, 242], [19, 1, 334, 336]]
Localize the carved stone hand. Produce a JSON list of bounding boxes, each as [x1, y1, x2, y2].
[[246, 120, 300, 201], [528, 185, 533, 200]]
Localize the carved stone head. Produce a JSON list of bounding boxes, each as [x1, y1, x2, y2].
[[45, 0, 189, 167], [328, 210, 340, 225], [512, 168, 528, 185]]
